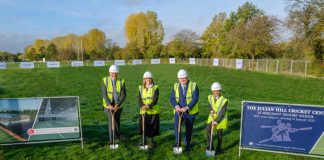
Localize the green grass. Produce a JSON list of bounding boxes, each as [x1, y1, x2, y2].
[[311, 133, 324, 155], [0, 64, 323, 160], [0, 129, 17, 143]]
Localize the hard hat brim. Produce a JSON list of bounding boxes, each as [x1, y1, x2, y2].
[[178, 76, 187, 78]]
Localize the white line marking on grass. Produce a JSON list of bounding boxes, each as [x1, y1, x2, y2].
[[28, 98, 44, 141], [310, 132, 324, 153]]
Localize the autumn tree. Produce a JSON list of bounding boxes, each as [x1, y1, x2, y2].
[[124, 11, 164, 59], [24, 28, 109, 61], [83, 28, 106, 59], [286, 0, 324, 60], [24, 46, 36, 60]]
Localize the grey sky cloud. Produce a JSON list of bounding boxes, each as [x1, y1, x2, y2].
[[0, 33, 37, 53]]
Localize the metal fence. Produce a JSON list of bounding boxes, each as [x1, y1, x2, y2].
[[1, 58, 323, 77], [193, 59, 322, 77]]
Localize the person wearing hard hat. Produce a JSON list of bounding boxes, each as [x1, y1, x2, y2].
[[138, 71, 160, 148], [102, 65, 126, 144], [206, 82, 228, 154], [170, 69, 199, 151]]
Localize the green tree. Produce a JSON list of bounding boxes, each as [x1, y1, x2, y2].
[[167, 29, 200, 58], [0, 51, 19, 62], [105, 39, 121, 60], [202, 2, 274, 59], [38, 46, 46, 60], [201, 12, 227, 58], [236, 1, 264, 24], [227, 16, 277, 59], [46, 43, 58, 60]]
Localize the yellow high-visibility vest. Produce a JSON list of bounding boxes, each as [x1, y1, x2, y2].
[[173, 82, 199, 114], [102, 76, 125, 109], [139, 85, 159, 115], [207, 95, 228, 129]]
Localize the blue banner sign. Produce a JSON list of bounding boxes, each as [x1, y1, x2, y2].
[[240, 101, 324, 157]]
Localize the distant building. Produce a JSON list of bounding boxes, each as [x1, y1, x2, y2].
[[38, 115, 67, 121], [0, 115, 30, 126]]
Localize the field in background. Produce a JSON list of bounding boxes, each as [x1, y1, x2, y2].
[[0, 64, 323, 159]]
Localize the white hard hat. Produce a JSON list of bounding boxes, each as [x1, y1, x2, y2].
[[143, 71, 153, 78], [177, 69, 188, 78], [109, 65, 119, 73], [211, 82, 222, 91]]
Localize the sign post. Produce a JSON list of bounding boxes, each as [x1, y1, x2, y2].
[[151, 59, 160, 64], [169, 58, 176, 64], [114, 60, 125, 66], [93, 60, 105, 67], [0, 62, 6, 69], [132, 59, 142, 65]]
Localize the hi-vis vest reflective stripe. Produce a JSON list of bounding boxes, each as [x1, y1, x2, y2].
[[139, 85, 159, 115], [207, 95, 228, 129], [102, 76, 125, 109], [173, 82, 199, 114]]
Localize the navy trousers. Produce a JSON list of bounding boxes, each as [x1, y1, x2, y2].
[[174, 112, 197, 146]]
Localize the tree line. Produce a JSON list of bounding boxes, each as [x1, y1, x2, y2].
[[1, 1, 322, 62]]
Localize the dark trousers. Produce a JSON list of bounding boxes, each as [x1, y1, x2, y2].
[[104, 107, 123, 142], [206, 123, 223, 151], [174, 113, 196, 146], [139, 114, 160, 145]]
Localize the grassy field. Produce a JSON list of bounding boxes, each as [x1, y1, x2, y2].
[[0, 129, 17, 143], [0, 64, 323, 160], [311, 133, 324, 155]]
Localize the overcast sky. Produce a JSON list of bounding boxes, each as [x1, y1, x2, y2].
[[0, 0, 290, 53]]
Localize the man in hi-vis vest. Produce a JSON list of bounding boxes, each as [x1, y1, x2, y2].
[[206, 82, 228, 153], [102, 65, 126, 144], [170, 69, 199, 151]]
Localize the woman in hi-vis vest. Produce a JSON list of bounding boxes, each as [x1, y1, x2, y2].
[[138, 71, 160, 148], [206, 82, 228, 154]]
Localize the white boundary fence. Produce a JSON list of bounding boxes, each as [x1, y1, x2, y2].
[[0, 58, 322, 77]]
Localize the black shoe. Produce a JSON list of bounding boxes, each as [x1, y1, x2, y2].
[[117, 134, 125, 140], [206, 146, 214, 150], [172, 143, 180, 147], [150, 141, 157, 148], [216, 148, 223, 154], [185, 145, 191, 151], [139, 141, 147, 146]]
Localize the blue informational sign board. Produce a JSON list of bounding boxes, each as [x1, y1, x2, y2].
[[240, 101, 324, 158]]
